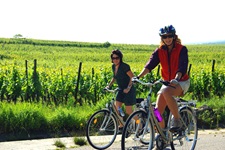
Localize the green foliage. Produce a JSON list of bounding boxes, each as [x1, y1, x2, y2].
[[10, 66, 22, 102], [13, 34, 23, 39], [74, 137, 87, 146], [54, 139, 66, 148], [197, 97, 225, 129], [103, 41, 111, 48], [0, 101, 95, 135], [0, 37, 225, 135], [1, 38, 225, 104], [0, 38, 110, 49], [0, 102, 47, 133]]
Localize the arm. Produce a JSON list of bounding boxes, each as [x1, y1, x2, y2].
[[138, 49, 160, 78], [137, 68, 150, 79], [123, 70, 134, 93], [174, 72, 182, 81], [106, 78, 115, 89], [177, 46, 188, 78], [171, 46, 188, 84]]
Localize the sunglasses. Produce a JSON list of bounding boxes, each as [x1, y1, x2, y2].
[[161, 35, 174, 39], [112, 57, 120, 60]]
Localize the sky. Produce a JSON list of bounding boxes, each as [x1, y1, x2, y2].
[[0, 0, 224, 45]]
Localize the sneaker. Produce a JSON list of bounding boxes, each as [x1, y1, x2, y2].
[[170, 118, 182, 132]]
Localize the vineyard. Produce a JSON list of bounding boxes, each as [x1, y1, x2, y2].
[[1, 38, 225, 105], [0, 38, 225, 137]]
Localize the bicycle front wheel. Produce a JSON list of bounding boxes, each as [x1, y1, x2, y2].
[[86, 109, 118, 149], [171, 108, 198, 150], [121, 110, 154, 150]]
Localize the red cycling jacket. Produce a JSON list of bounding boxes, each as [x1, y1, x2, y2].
[[145, 43, 189, 81]]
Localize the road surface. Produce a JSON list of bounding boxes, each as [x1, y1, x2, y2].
[[0, 129, 224, 150]]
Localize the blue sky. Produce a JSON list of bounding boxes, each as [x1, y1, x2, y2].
[[1, 0, 224, 44]]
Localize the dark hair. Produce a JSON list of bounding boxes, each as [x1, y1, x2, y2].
[[111, 49, 123, 62]]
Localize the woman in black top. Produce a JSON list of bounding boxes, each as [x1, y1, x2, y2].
[[106, 49, 136, 127]]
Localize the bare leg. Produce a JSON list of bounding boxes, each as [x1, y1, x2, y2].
[[125, 105, 133, 115], [115, 101, 123, 127], [115, 101, 123, 110], [156, 94, 167, 129], [161, 85, 183, 119], [156, 84, 183, 128]]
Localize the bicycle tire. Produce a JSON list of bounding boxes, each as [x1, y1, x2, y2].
[[170, 108, 198, 150], [121, 110, 154, 150], [86, 109, 118, 149]]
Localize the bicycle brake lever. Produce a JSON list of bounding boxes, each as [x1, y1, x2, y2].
[[132, 77, 139, 84], [102, 88, 108, 93], [160, 80, 170, 85], [160, 80, 176, 89]]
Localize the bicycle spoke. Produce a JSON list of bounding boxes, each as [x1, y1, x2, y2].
[[121, 110, 154, 150], [171, 108, 198, 150], [86, 110, 118, 149]]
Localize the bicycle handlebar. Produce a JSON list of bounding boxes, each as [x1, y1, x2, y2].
[[103, 87, 120, 93], [132, 77, 175, 89], [177, 98, 197, 107]]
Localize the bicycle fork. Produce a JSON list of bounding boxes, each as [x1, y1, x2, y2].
[[99, 111, 112, 131]]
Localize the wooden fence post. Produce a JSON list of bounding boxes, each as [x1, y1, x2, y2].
[[212, 59, 215, 72], [34, 59, 37, 74], [74, 62, 82, 106], [92, 68, 97, 103], [25, 60, 28, 101], [188, 64, 192, 76]]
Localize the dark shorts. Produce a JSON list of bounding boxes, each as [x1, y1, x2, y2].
[[116, 87, 136, 106]]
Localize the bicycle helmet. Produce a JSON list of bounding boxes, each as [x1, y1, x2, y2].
[[159, 25, 176, 36]]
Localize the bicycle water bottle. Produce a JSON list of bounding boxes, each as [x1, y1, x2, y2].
[[118, 106, 125, 117], [154, 108, 163, 122]]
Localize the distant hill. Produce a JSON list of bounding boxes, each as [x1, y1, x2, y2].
[[187, 40, 225, 45], [204, 40, 225, 44]]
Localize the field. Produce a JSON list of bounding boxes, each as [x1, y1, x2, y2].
[[0, 38, 225, 140], [1, 38, 225, 102]]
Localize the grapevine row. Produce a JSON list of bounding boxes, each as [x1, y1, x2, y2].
[[0, 61, 225, 105]]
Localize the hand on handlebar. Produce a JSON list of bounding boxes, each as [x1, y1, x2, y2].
[[132, 77, 139, 83], [159, 80, 176, 89], [104, 86, 110, 91], [170, 79, 179, 85]]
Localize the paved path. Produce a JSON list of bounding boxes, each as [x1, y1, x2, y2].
[[0, 129, 224, 150]]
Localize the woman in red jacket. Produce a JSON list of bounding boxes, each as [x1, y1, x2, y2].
[[137, 25, 190, 132]]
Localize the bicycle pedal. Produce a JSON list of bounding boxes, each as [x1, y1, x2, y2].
[[169, 127, 184, 133]]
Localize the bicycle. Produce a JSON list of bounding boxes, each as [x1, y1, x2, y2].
[[86, 87, 146, 149], [121, 78, 198, 150]]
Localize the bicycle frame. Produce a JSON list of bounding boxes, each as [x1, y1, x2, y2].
[[141, 80, 169, 141], [129, 78, 198, 149], [86, 87, 126, 150], [103, 88, 125, 129], [105, 99, 125, 127], [147, 91, 197, 144]]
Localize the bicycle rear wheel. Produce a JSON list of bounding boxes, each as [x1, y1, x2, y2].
[[171, 108, 198, 150], [86, 109, 118, 149], [121, 110, 154, 150]]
